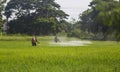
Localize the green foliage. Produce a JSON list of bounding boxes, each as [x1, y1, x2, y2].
[[79, 0, 120, 41], [0, 0, 7, 33], [67, 29, 80, 38], [0, 36, 120, 72], [0, 0, 7, 13], [4, 0, 69, 35], [0, 18, 3, 31]]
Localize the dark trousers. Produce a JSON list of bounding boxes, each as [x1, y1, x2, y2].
[[32, 42, 36, 46]]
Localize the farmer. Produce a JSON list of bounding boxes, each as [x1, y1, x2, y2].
[[54, 35, 60, 43], [31, 35, 38, 46]]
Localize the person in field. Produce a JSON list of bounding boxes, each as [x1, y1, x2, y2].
[[54, 35, 60, 43], [31, 35, 38, 46]]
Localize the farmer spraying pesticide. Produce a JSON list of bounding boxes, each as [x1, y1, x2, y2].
[[54, 35, 60, 43]]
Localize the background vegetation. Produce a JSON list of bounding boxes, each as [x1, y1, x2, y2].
[[0, 0, 120, 41]]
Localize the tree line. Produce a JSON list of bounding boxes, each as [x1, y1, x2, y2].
[[1, 0, 69, 35], [68, 0, 120, 41], [0, 0, 120, 41]]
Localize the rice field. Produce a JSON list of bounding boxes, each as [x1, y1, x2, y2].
[[0, 36, 120, 72]]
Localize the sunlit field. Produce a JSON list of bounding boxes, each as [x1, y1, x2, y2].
[[0, 36, 120, 72]]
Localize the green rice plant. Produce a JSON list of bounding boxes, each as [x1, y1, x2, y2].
[[0, 36, 119, 72]]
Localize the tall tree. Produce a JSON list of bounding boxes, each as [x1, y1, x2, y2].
[[4, 0, 69, 35], [90, 0, 120, 40], [80, 0, 120, 40], [0, 0, 7, 32]]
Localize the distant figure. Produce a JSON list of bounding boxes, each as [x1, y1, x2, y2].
[[31, 35, 38, 46], [54, 36, 60, 43]]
